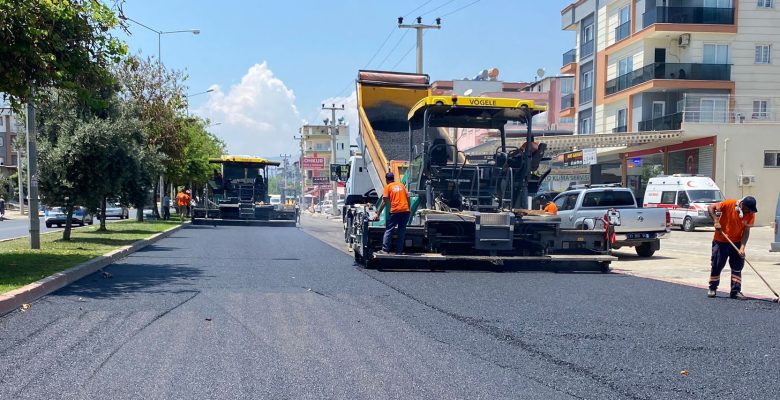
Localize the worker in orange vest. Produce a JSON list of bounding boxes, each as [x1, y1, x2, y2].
[[542, 195, 558, 215], [176, 190, 190, 221]]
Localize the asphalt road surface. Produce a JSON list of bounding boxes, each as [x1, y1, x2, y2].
[[0, 210, 138, 241], [1, 223, 779, 399]]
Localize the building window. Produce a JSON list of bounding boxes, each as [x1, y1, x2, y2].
[[616, 5, 631, 42], [753, 100, 769, 119], [560, 78, 574, 95], [12, 154, 17, 166], [765, 150, 780, 167], [580, 117, 592, 134], [758, 0, 773, 8], [0, 116, 4, 128], [616, 108, 628, 132], [579, 70, 593, 104], [755, 45, 771, 64], [581, 23, 594, 56], [560, 117, 575, 124], [703, 43, 730, 64], [0, 137, 3, 147]]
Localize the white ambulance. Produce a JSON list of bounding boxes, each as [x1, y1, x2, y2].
[[643, 175, 724, 232]]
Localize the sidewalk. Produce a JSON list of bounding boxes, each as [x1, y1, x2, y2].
[[0, 209, 43, 221]]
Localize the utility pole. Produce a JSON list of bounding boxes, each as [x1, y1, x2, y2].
[[322, 103, 344, 216], [279, 153, 291, 203], [398, 16, 441, 74], [26, 100, 40, 249], [293, 134, 305, 207]]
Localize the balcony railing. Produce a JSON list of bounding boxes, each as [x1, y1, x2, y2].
[[615, 21, 630, 42], [605, 63, 731, 96], [579, 87, 593, 105], [580, 40, 594, 58], [643, 6, 735, 27], [562, 93, 575, 109], [612, 125, 628, 133], [638, 112, 683, 131], [562, 49, 577, 66]]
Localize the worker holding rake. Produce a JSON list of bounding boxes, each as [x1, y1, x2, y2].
[[707, 196, 757, 300]]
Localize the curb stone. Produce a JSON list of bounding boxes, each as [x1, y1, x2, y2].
[[0, 222, 188, 316]]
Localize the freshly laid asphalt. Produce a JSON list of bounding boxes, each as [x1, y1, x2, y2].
[[1, 220, 779, 399]]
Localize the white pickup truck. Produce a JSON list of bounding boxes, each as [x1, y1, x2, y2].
[[553, 186, 670, 257]]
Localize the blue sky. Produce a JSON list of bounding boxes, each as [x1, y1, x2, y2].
[[118, 0, 575, 157]]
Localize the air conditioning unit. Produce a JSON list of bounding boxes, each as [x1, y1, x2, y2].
[[738, 175, 756, 187], [678, 33, 691, 48]]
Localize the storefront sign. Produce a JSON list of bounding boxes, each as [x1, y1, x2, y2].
[[563, 148, 597, 166], [550, 165, 590, 176], [302, 157, 325, 169], [312, 176, 329, 185], [330, 163, 350, 182]]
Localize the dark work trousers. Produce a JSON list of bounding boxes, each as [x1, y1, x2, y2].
[[382, 212, 410, 254], [709, 240, 745, 294], [162, 206, 170, 220]]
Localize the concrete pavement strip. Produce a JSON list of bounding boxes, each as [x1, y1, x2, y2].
[[0, 222, 188, 316]]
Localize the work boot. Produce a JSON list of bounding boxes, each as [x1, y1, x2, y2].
[[707, 289, 716, 298], [730, 292, 746, 300]]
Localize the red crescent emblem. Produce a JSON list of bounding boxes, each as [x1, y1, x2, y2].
[[686, 181, 695, 187]]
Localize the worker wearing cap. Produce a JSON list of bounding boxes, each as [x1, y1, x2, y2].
[[706, 196, 757, 299], [542, 196, 558, 215], [373, 172, 410, 254]]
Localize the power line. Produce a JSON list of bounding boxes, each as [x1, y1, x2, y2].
[[377, 29, 410, 69], [441, 0, 482, 17], [420, 0, 457, 17], [391, 43, 417, 71], [363, 27, 397, 69], [403, 0, 435, 17]]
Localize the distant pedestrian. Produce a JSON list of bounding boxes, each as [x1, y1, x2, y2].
[[0, 197, 5, 221], [176, 190, 190, 221], [707, 196, 757, 300], [542, 195, 558, 215], [162, 194, 171, 220], [372, 172, 410, 254], [185, 189, 193, 217]]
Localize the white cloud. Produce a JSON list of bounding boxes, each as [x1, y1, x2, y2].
[[195, 62, 302, 157], [316, 91, 358, 145]]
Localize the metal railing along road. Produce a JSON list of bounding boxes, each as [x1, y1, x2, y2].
[[615, 21, 630, 42], [605, 63, 731, 95], [563, 49, 576, 66], [638, 112, 683, 131], [643, 6, 735, 27]]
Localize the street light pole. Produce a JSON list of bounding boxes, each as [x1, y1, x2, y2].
[[121, 17, 200, 217], [186, 88, 214, 116], [398, 16, 441, 74], [26, 100, 40, 249], [322, 104, 344, 216], [293, 134, 305, 206]]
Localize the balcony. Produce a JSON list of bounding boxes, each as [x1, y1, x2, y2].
[[580, 40, 594, 58], [643, 6, 735, 27], [579, 87, 593, 105], [561, 93, 575, 109], [638, 112, 683, 131], [615, 20, 630, 42], [562, 49, 576, 66], [605, 63, 731, 96]]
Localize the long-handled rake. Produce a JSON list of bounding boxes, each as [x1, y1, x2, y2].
[[722, 235, 780, 302]]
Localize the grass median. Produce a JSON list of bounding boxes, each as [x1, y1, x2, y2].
[[0, 220, 180, 294]]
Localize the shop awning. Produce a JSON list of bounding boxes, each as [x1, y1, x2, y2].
[[465, 130, 685, 156]]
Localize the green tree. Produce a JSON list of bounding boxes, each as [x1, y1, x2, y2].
[[0, 0, 127, 104], [168, 118, 225, 187], [36, 90, 147, 238]]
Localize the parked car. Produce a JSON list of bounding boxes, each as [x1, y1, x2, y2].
[[97, 201, 130, 220], [44, 206, 94, 228], [323, 200, 345, 215], [269, 195, 281, 206], [772, 191, 780, 252], [553, 185, 670, 257], [643, 175, 724, 231], [316, 200, 332, 213]]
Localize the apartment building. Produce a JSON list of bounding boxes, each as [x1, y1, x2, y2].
[[0, 104, 19, 176], [560, 0, 780, 223], [298, 123, 349, 196]]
